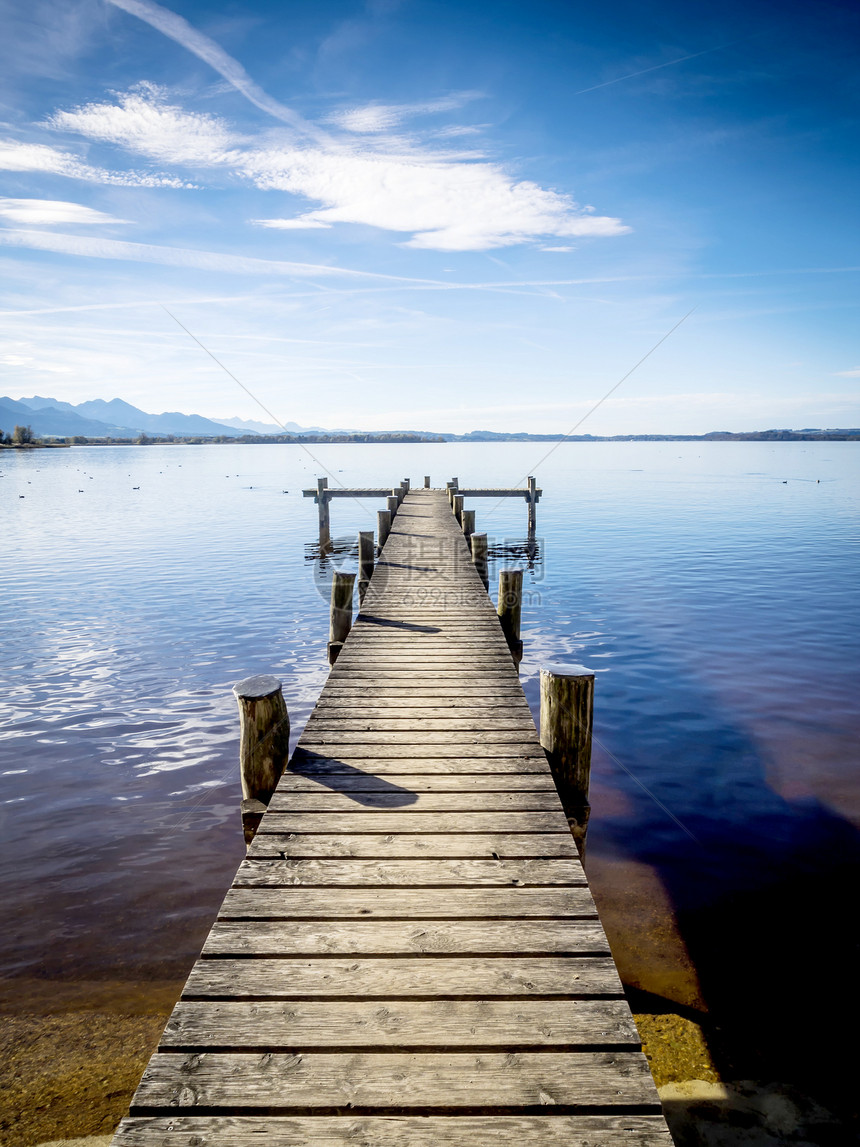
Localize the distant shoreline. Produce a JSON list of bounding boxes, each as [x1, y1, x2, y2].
[[4, 430, 859, 447]]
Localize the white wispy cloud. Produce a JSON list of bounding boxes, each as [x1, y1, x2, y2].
[[0, 228, 433, 281], [833, 368, 860, 377], [243, 143, 629, 250], [251, 217, 332, 230], [105, 0, 326, 141], [47, 87, 630, 251], [48, 85, 237, 166], [0, 197, 129, 225], [0, 137, 189, 187], [330, 92, 483, 134]]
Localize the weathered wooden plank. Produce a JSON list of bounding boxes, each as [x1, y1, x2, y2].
[[352, 613, 509, 621], [159, 998, 640, 1049], [287, 746, 550, 759], [320, 678, 529, 688], [347, 624, 507, 634], [233, 858, 585, 886], [309, 700, 533, 713], [351, 622, 505, 632], [324, 668, 518, 679], [203, 920, 613, 957], [256, 812, 570, 832], [184, 956, 622, 999], [285, 758, 553, 775], [266, 793, 563, 813], [221, 887, 597, 918], [304, 718, 536, 732], [298, 732, 539, 745], [306, 697, 533, 709], [276, 775, 555, 792], [328, 660, 521, 669], [329, 661, 514, 672], [334, 649, 517, 659], [115, 1114, 672, 1145], [247, 834, 578, 859], [458, 487, 542, 497], [340, 641, 512, 651], [337, 642, 516, 651], [131, 1052, 656, 1111], [344, 642, 511, 651]]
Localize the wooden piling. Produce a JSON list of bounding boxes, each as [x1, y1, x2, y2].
[[424, 475, 431, 488], [358, 530, 374, 602], [498, 568, 524, 666], [527, 475, 537, 537], [471, 531, 488, 590], [539, 664, 594, 857], [328, 570, 355, 665], [387, 493, 399, 518], [232, 674, 290, 845], [447, 478, 459, 506], [316, 477, 330, 549], [402, 478, 411, 491], [453, 493, 464, 525], [377, 508, 391, 548], [462, 508, 475, 539]]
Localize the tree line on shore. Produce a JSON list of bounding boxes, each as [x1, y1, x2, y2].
[[4, 424, 859, 447], [0, 424, 36, 446]]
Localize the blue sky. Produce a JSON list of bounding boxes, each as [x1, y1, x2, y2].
[[0, 0, 857, 433]]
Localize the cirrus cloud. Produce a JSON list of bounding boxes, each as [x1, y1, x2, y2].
[[0, 197, 129, 225], [0, 137, 191, 187], [46, 87, 630, 251]]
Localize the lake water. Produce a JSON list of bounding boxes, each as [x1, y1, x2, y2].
[[1, 441, 858, 1102]]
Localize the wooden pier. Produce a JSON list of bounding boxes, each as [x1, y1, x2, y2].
[[112, 487, 670, 1146], [304, 475, 542, 549]]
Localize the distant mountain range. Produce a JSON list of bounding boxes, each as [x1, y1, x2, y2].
[[217, 415, 331, 435], [0, 396, 326, 440], [2, 395, 858, 443]]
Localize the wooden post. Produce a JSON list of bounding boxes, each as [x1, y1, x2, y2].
[[497, 568, 523, 666], [316, 477, 330, 549], [424, 475, 431, 488], [358, 530, 374, 602], [387, 493, 399, 519], [527, 475, 537, 538], [462, 508, 475, 539], [377, 508, 391, 548], [453, 493, 464, 525], [471, 532, 488, 591], [400, 480, 409, 503], [402, 478, 411, 491], [447, 478, 458, 506], [539, 664, 594, 858], [232, 674, 290, 845], [328, 570, 355, 665]]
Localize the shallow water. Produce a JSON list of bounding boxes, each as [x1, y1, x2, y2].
[[2, 441, 858, 1100]]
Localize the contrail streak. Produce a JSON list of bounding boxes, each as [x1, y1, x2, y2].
[[573, 41, 741, 96], [106, 0, 328, 143]]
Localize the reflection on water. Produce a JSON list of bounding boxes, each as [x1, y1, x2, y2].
[[1, 441, 858, 1112]]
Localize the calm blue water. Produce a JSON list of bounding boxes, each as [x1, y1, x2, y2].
[[1, 443, 858, 1035]]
